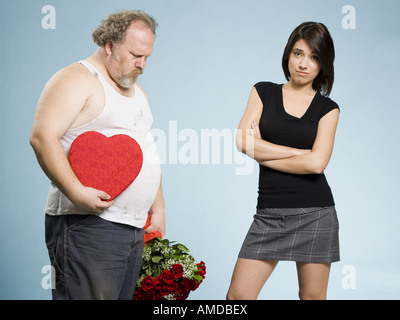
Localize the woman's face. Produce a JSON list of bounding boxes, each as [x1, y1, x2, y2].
[[288, 39, 321, 87]]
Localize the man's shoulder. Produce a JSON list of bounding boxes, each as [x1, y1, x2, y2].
[[44, 62, 100, 96], [51, 62, 94, 83]]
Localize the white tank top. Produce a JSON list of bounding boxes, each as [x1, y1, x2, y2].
[[44, 60, 161, 228]]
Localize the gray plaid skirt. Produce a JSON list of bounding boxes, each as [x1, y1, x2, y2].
[[238, 207, 340, 263]]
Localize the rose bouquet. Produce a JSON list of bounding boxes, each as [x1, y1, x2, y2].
[[134, 214, 206, 300]]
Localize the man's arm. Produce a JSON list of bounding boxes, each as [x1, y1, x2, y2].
[[136, 83, 166, 236], [146, 178, 166, 237], [236, 87, 310, 160], [30, 64, 113, 213]]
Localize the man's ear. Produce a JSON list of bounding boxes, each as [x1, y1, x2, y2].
[[105, 40, 114, 56]]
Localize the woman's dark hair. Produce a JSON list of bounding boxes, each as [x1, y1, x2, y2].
[[282, 22, 335, 96]]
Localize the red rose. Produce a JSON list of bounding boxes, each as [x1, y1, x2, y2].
[[179, 277, 198, 291], [174, 286, 183, 295], [143, 290, 155, 300], [160, 270, 178, 293], [154, 275, 162, 290], [171, 264, 184, 279], [154, 275, 169, 296], [141, 276, 155, 292], [196, 261, 206, 277], [154, 291, 165, 300], [160, 270, 174, 284], [191, 278, 200, 290], [134, 287, 155, 300], [175, 279, 192, 300], [176, 288, 190, 300], [134, 287, 144, 300]]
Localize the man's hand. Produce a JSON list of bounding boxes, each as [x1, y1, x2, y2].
[[69, 186, 114, 214], [145, 180, 166, 237], [145, 211, 166, 237]]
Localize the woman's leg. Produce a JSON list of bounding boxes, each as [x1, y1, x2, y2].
[[296, 262, 331, 300], [226, 258, 278, 300]]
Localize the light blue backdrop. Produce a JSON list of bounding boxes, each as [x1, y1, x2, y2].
[[1, 0, 399, 300]]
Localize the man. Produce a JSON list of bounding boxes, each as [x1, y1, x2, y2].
[[30, 10, 165, 300]]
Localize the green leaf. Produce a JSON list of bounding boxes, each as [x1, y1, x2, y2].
[[151, 255, 163, 263], [141, 261, 149, 269], [169, 254, 184, 260], [193, 274, 203, 282], [177, 244, 189, 252]]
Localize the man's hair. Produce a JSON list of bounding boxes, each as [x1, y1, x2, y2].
[[92, 10, 158, 47]]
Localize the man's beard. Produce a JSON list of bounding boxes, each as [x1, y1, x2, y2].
[[112, 50, 144, 89], [118, 69, 143, 88]]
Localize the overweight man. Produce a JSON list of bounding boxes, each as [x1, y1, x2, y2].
[[30, 10, 165, 300]]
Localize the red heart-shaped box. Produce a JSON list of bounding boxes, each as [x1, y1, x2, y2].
[[69, 131, 143, 201]]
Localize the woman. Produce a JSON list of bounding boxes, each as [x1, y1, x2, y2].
[[227, 22, 340, 300]]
